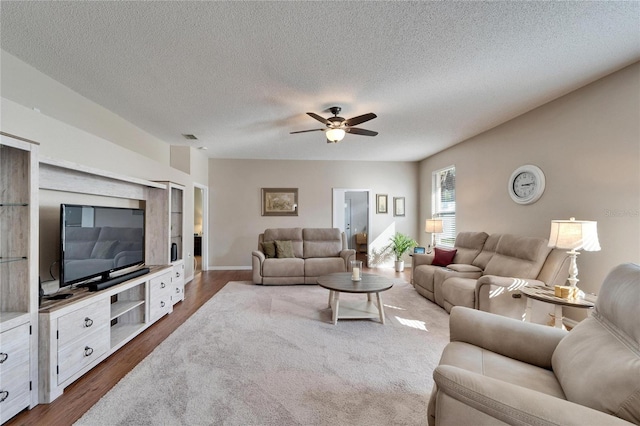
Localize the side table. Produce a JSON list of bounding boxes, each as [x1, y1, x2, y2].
[[520, 285, 596, 329]]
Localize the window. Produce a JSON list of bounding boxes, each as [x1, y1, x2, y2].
[[432, 166, 456, 247]]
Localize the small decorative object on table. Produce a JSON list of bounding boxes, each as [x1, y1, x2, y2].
[[350, 260, 362, 281]]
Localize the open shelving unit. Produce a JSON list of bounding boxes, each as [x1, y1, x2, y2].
[[0, 133, 39, 424]]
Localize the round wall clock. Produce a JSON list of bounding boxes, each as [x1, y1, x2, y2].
[[508, 165, 546, 205]]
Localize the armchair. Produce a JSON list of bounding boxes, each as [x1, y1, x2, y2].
[[429, 263, 640, 425]]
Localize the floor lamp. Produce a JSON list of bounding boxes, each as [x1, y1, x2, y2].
[[548, 217, 601, 288], [425, 219, 443, 254]]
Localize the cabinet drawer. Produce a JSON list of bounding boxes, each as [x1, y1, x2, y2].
[[57, 299, 110, 347], [0, 323, 30, 377], [0, 356, 31, 422], [172, 263, 185, 305], [57, 325, 110, 384], [149, 272, 172, 321]]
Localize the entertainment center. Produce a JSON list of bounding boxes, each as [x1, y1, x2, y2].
[[0, 132, 189, 422]]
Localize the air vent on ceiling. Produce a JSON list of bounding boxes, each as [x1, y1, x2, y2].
[[182, 134, 198, 140]]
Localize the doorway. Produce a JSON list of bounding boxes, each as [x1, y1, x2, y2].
[[193, 184, 208, 274], [332, 189, 372, 266]]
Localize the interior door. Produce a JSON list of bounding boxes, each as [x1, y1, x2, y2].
[[344, 199, 353, 249]]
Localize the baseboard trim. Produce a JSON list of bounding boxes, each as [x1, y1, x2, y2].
[[209, 266, 252, 271]]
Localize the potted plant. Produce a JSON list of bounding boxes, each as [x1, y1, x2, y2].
[[386, 232, 418, 272]]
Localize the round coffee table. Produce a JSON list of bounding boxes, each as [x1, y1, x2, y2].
[[316, 272, 394, 325]]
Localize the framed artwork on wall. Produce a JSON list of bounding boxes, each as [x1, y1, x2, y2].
[[393, 197, 405, 217], [261, 188, 298, 216], [376, 194, 388, 214]]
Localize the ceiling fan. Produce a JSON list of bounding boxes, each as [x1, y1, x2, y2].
[[290, 106, 378, 143]]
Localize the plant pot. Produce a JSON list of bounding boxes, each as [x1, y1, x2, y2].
[[395, 260, 405, 272]]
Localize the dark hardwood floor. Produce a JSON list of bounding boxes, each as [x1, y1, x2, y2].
[[8, 265, 411, 426]]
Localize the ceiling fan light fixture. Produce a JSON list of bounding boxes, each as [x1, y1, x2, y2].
[[326, 128, 346, 143]]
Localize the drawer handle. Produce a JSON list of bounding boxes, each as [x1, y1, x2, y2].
[[176, 272, 181, 278], [161, 282, 166, 288], [84, 317, 94, 327], [176, 288, 180, 293], [160, 301, 166, 308], [0, 390, 8, 403], [84, 346, 94, 357], [0, 353, 8, 364]]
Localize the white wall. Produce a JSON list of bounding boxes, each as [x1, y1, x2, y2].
[[209, 159, 419, 268], [1, 50, 170, 164], [419, 62, 640, 319], [1, 53, 199, 280]]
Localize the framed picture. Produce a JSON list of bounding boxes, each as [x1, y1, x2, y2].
[[393, 197, 405, 217], [376, 194, 388, 214], [261, 188, 298, 216]]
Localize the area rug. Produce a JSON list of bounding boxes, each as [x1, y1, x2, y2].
[[75, 280, 450, 426]]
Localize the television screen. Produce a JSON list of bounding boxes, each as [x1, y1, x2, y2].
[[60, 204, 145, 287]]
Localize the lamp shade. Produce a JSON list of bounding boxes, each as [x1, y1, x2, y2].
[[548, 217, 601, 251], [325, 128, 346, 143], [425, 219, 444, 234]]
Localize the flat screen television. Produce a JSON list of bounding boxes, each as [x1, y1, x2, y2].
[[60, 204, 145, 287]]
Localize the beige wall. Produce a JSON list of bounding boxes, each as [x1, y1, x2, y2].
[[419, 62, 640, 316], [209, 159, 419, 268]]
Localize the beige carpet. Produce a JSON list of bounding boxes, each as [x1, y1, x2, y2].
[[75, 280, 450, 426]]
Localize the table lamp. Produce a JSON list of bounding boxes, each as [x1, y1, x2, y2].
[[425, 219, 444, 253], [548, 217, 600, 287]]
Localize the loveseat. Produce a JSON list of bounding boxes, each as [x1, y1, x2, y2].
[[428, 263, 640, 425], [412, 232, 570, 322], [252, 228, 355, 285]]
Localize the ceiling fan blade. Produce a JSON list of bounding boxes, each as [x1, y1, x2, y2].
[[344, 113, 377, 127], [307, 112, 331, 125], [290, 128, 325, 134], [345, 127, 378, 137]]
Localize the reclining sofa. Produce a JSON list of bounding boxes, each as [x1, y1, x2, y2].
[[428, 263, 640, 425], [252, 228, 355, 285], [412, 232, 569, 322]]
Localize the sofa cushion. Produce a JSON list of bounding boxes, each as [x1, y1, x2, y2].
[[260, 241, 276, 258], [471, 233, 501, 270], [440, 341, 566, 399], [551, 263, 640, 424], [441, 277, 477, 312], [262, 258, 304, 277], [302, 228, 342, 258], [305, 257, 346, 277], [483, 234, 551, 279], [275, 240, 295, 258], [452, 232, 489, 264], [433, 247, 457, 266], [264, 228, 303, 258]]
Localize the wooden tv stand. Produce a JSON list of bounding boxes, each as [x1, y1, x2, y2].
[[38, 265, 174, 403]]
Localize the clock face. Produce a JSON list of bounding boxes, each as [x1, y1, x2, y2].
[[508, 165, 545, 204], [513, 172, 537, 198]]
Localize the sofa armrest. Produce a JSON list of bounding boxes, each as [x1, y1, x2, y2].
[[449, 306, 566, 369], [340, 249, 355, 268], [412, 253, 434, 268], [477, 274, 546, 290], [251, 250, 265, 284], [433, 365, 634, 426]]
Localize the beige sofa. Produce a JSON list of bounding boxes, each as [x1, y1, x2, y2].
[[252, 228, 355, 285], [412, 232, 569, 322], [428, 263, 640, 425]]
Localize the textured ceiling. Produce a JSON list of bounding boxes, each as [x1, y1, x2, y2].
[[1, 1, 639, 162]]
